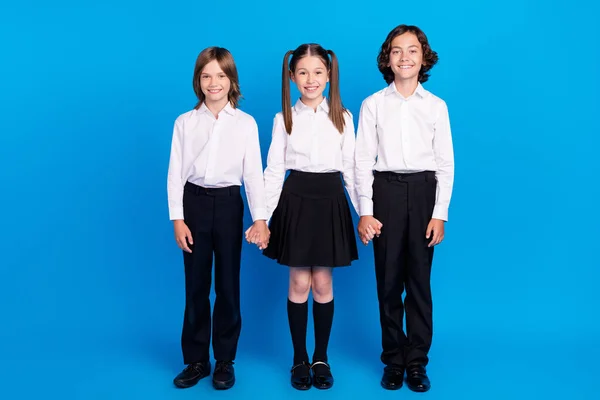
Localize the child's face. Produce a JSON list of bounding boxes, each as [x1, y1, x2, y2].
[[200, 59, 231, 105], [388, 32, 424, 83], [291, 56, 329, 103]]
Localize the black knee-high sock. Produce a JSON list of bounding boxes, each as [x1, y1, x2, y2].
[[312, 298, 334, 362], [287, 299, 309, 365]]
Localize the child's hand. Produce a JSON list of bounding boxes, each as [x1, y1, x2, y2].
[[426, 218, 445, 247], [254, 221, 270, 250], [358, 216, 383, 245], [173, 220, 193, 253], [244, 225, 257, 244], [245, 220, 270, 250]]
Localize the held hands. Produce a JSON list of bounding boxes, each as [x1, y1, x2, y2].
[[357, 216, 383, 245], [426, 218, 445, 247], [357, 216, 445, 247], [173, 220, 193, 253], [245, 220, 270, 250]]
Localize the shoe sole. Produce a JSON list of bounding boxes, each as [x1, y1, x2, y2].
[[380, 381, 403, 390], [291, 383, 312, 390], [173, 372, 210, 389], [313, 383, 333, 390], [213, 378, 235, 390], [407, 384, 430, 392]]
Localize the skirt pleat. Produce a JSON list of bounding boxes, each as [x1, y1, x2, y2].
[[262, 170, 358, 267]]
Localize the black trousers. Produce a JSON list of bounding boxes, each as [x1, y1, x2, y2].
[[181, 181, 243, 364], [372, 171, 436, 367]]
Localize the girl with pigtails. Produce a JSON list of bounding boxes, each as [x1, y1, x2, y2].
[[256, 43, 359, 390]]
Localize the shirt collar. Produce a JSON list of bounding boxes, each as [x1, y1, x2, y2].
[[196, 102, 236, 117], [384, 82, 427, 100], [293, 97, 329, 114]]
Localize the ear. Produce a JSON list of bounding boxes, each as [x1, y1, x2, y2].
[[327, 69, 330, 83], [290, 70, 295, 83]]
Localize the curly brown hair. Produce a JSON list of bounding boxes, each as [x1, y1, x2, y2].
[[377, 25, 438, 84]]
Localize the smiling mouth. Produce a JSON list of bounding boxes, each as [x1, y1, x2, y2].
[[207, 88, 222, 94], [399, 65, 414, 69], [304, 86, 319, 92]]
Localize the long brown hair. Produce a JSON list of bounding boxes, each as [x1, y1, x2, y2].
[[192, 47, 242, 109], [281, 44, 346, 134], [377, 25, 439, 84]]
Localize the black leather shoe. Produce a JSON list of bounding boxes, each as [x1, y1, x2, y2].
[[290, 361, 312, 390], [406, 364, 430, 392], [311, 361, 333, 389], [173, 361, 211, 388], [212, 361, 235, 390], [381, 365, 404, 390]]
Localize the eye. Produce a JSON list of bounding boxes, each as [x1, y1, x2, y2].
[[410, 50, 417, 54], [299, 71, 306, 75], [316, 71, 322, 75], [392, 50, 400, 55]]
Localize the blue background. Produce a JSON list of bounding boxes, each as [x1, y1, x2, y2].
[[1, 0, 598, 398]]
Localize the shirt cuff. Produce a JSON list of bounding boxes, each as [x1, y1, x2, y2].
[[169, 207, 184, 221], [432, 205, 448, 221], [251, 207, 268, 222], [359, 200, 374, 216]]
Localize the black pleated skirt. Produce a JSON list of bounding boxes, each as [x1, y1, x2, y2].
[[263, 170, 358, 267]]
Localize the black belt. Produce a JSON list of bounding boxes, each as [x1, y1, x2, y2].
[[184, 181, 241, 196], [373, 170, 435, 182]]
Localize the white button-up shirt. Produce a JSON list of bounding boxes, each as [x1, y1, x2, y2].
[[264, 98, 359, 219], [167, 103, 267, 221], [355, 83, 454, 221]]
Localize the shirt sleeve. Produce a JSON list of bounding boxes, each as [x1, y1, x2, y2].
[[431, 100, 454, 221], [242, 118, 268, 221], [263, 114, 288, 220], [167, 118, 184, 220], [355, 97, 379, 216], [341, 111, 359, 215]]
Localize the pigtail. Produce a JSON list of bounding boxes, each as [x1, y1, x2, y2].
[[281, 50, 294, 134], [327, 49, 346, 133]]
